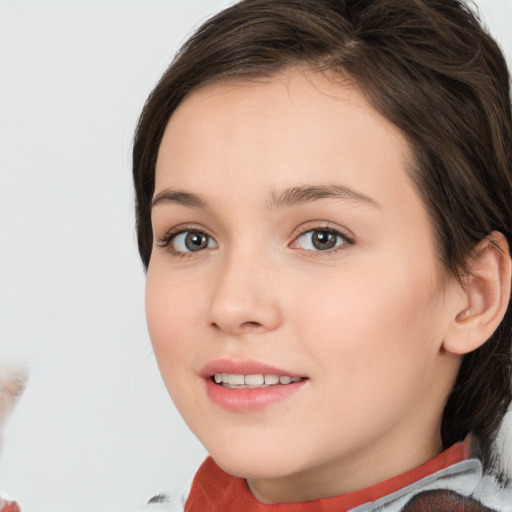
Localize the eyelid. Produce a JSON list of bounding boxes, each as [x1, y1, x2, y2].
[[289, 222, 355, 253], [292, 221, 354, 241], [156, 223, 217, 251], [155, 221, 354, 256]]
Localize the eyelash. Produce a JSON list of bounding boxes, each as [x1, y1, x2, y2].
[[156, 224, 215, 258], [156, 224, 354, 257], [292, 224, 354, 256]]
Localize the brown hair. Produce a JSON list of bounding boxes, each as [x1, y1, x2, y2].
[[133, 0, 512, 475]]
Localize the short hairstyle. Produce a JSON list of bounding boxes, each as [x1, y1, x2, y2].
[[133, 0, 512, 474]]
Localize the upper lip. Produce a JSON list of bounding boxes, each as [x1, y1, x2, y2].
[[200, 359, 305, 379]]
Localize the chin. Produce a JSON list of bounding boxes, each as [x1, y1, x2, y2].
[[207, 442, 308, 480]]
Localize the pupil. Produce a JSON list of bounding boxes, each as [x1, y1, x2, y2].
[[185, 232, 207, 251], [312, 230, 336, 250]]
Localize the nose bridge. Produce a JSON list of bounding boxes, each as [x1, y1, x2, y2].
[[207, 240, 281, 334]]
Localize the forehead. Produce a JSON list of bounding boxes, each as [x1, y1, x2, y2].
[[155, 69, 415, 213]]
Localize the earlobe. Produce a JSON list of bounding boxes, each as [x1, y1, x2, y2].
[[443, 232, 511, 355]]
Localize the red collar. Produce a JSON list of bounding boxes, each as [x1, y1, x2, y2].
[[185, 439, 472, 511]]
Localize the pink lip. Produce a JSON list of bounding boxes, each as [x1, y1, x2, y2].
[[201, 359, 307, 413], [200, 359, 302, 379]]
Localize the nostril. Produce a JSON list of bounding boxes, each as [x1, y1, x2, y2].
[[210, 320, 262, 331], [239, 321, 265, 332], [243, 321, 261, 328]]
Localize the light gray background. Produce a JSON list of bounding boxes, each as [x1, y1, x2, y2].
[[0, 1, 511, 511]]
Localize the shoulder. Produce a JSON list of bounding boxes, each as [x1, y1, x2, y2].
[[397, 471, 512, 512], [471, 473, 512, 512]]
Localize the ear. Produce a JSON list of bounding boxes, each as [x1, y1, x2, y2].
[[442, 231, 511, 355]]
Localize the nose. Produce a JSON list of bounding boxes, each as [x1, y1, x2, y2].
[[207, 249, 282, 336]]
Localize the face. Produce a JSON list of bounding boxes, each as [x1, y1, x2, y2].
[[146, 69, 463, 503]]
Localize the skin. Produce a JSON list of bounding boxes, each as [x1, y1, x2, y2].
[[145, 69, 468, 504]]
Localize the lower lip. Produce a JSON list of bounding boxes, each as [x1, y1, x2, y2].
[[205, 378, 306, 412]]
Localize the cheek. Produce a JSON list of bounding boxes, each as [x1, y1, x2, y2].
[[145, 268, 200, 371], [145, 280, 177, 349], [291, 260, 443, 380], [289, 267, 445, 445], [145, 272, 206, 414]]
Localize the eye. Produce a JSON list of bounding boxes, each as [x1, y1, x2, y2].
[[294, 228, 349, 252], [159, 230, 217, 254]]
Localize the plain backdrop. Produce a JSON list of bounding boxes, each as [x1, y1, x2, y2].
[[0, 1, 511, 511]]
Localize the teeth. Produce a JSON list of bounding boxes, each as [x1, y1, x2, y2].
[[213, 373, 302, 388], [264, 374, 279, 385], [245, 374, 264, 386], [229, 374, 245, 385]]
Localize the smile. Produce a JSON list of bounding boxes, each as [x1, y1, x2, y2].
[[213, 373, 303, 388], [202, 360, 308, 412]]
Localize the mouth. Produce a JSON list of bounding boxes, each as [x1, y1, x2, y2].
[[202, 360, 308, 412], [211, 373, 304, 388]]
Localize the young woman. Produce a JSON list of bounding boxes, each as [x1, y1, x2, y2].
[[132, 0, 512, 510]]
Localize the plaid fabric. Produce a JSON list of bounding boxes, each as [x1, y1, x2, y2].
[[402, 489, 496, 511]]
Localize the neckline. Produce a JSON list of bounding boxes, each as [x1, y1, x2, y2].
[[185, 438, 473, 511]]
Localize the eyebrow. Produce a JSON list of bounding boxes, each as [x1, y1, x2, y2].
[[268, 184, 380, 209], [151, 183, 380, 211], [151, 189, 209, 210]]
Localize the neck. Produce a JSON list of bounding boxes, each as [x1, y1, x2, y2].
[[247, 432, 443, 504]]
